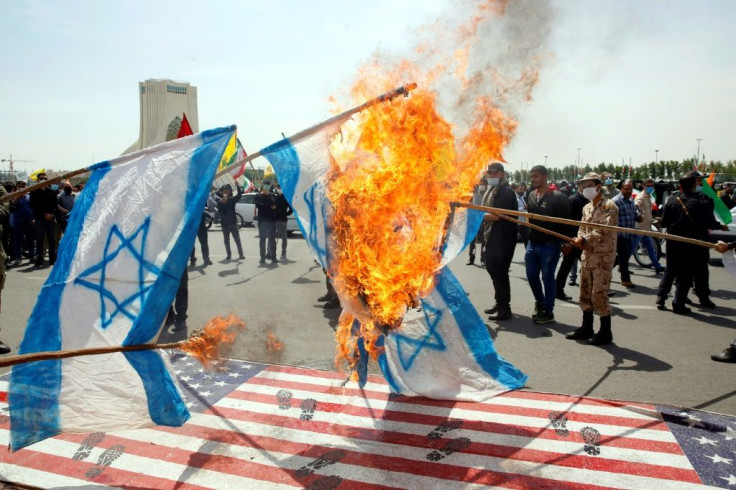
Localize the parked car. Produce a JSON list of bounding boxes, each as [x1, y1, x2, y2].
[[238, 192, 301, 235], [235, 192, 257, 226]]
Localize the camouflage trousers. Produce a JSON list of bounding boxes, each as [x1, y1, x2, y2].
[[579, 264, 613, 316]]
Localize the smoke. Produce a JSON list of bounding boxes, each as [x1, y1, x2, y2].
[[343, 0, 555, 144]]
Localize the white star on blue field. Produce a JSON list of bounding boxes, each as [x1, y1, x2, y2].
[[75, 218, 161, 328], [393, 301, 447, 371]]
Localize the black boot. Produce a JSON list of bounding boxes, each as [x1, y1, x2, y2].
[[566, 311, 594, 340], [588, 315, 613, 345], [484, 304, 499, 315], [488, 306, 512, 321]]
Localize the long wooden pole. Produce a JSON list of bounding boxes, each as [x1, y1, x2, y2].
[[212, 82, 417, 180], [1, 83, 418, 202], [456, 201, 719, 250], [0, 341, 183, 368], [494, 212, 575, 244]]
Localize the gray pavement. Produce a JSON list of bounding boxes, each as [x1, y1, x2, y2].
[[1, 226, 735, 415]]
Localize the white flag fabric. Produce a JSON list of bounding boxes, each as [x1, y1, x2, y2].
[[262, 123, 526, 401], [9, 126, 235, 451]]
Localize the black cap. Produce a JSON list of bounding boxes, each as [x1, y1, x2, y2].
[[487, 162, 505, 173]]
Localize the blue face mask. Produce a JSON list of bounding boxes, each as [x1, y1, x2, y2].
[[604, 178, 613, 186], [695, 185, 703, 193], [645, 186, 654, 194], [50, 184, 59, 191]]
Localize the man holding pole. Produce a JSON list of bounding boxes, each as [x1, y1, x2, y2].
[[481, 162, 518, 321], [567, 173, 619, 345], [525, 165, 571, 324]]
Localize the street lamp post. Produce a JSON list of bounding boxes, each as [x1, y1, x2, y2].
[[655, 149, 659, 165], [696, 139, 703, 165], [544, 155, 548, 166]]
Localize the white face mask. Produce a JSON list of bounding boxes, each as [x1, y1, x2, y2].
[[582, 187, 599, 200], [486, 177, 499, 187]]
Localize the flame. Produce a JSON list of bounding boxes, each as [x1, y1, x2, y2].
[[325, 0, 549, 373], [266, 331, 283, 352], [179, 313, 246, 369]]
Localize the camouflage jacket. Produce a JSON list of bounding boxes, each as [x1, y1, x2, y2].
[[578, 195, 619, 268]]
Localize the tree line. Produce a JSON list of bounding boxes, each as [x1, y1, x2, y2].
[[510, 158, 736, 185]]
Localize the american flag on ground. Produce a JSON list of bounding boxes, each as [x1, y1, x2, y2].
[[1, 354, 735, 488]]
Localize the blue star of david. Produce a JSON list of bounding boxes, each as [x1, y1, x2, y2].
[[75, 217, 161, 329], [393, 300, 447, 371]]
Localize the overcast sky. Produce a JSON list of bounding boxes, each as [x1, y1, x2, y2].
[[1, 0, 735, 175]]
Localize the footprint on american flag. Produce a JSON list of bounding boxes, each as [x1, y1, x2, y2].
[[580, 426, 602, 455], [295, 449, 346, 478], [276, 389, 293, 410], [427, 419, 463, 440], [85, 444, 125, 478], [548, 411, 570, 437], [300, 398, 318, 421], [426, 437, 471, 461], [307, 475, 343, 490], [73, 432, 106, 461]]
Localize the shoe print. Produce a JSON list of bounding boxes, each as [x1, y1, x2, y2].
[[426, 437, 471, 461], [276, 389, 293, 410], [307, 475, 343, 490], [300, 398, 318, 421], [85, 444, 125, 478], [548, 412, 570, 437], [73, 432, 106, 461], [580, 426, 601, 455], [295, 449, 347, 478], [427, 419, 463, 440]]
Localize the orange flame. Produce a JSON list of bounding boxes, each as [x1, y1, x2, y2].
[[266, 331, 283, 352], [179, 313, 246, 369], [326, 0, 548, 373]]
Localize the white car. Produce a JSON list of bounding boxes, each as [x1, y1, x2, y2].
[[236, 192, 301, 235]]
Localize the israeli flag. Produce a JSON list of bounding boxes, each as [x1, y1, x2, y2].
[[377, 267, 527, 401], [9, 126, 235, 451], [262, 123, 526, 401]]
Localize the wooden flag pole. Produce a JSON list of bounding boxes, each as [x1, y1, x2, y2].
[[456, 201, 720, 250], [0, 314, 246, 369], [0, 342, 180, 368], [212, 82, 417, 180], [494, 212, 576, 245], [2, 83, 417, 203]]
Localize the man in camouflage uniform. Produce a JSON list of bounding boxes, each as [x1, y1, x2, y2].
[[0, 184, 10, 354], [567, 173, 619, 346]]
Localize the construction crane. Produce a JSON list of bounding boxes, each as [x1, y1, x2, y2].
[[1, 154, 36, 182]]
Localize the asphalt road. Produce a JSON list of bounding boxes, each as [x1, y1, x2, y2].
[[2, 225, 735, 415]]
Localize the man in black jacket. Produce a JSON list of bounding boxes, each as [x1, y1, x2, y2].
[[254, 180, 278, 264], [217, 184, 244, 261], [29, 172, 58, 267], [481, 162, 518, 321], [273, 184, 293, 260]]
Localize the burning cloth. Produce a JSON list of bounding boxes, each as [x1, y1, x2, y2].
[[262, 98, 527, 401]]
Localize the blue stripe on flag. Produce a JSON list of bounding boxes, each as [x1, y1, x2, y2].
[[262, 139, 331, 267], [10, 163, 112, 451], [434, 267, 527, 389], [376, 335, 401, 393], [464, 209, 484, 249], [122, 127, 234, 426]]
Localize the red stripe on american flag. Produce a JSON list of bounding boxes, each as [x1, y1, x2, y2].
[[246, 375, 673, 433], [203, 398, 702, 484], [55, 431, 391, 490], [229, 388, 684, 454], [0, 446, 210, 489], [158, 418, 608, 489]]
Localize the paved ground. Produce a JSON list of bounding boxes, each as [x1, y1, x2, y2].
[[1, 225, 735, 415]]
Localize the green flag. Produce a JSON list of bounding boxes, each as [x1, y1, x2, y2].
[[702, 180, 732, 225]]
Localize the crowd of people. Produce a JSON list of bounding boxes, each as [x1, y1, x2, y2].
[[471, 163, 735, 361]]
